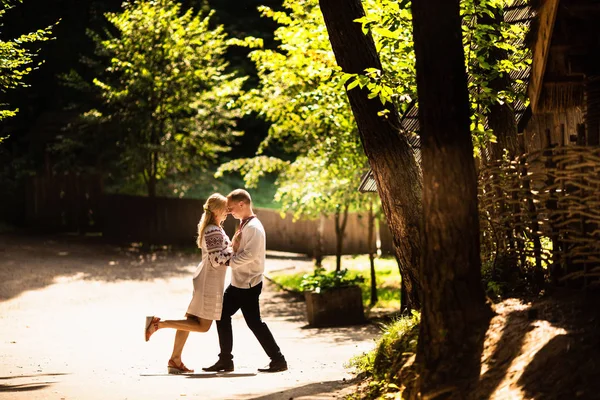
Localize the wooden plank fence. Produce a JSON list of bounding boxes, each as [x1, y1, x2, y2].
[[101, 194, 394, 256], [23, 174, 394, 256], [25, 172, 103, 233]]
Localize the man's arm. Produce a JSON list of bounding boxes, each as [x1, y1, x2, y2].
[[229, 226, 263, 269]]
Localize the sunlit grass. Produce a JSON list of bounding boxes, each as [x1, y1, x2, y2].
[[269, 254, 401, 310], [346, 312, 420, 399]]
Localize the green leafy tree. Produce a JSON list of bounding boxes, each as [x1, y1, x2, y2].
[[353, 0, 529, 158], [0, 0, 53, 138], [217, 0, 371, 270], [66, 0, 246, 197], [462, 0, 530, 158], [318, 0, 424, 311], [351, 0, 417, 113]]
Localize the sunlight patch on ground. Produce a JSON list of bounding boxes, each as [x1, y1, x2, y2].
[[480, 299, 531, 375], [52, 272, 86, 284], [480, 299, 567, 400], [491, 321, 566, 399]]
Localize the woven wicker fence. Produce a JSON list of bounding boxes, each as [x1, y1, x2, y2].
[[478, 145, 600, 289]]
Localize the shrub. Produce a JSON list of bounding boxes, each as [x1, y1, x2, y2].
[[347, 311, 420, 399], [300, 267, 365, 293]]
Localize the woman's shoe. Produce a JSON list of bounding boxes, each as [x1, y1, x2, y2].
[[145, 316, 160, 342], [168, 359, 194, 374]]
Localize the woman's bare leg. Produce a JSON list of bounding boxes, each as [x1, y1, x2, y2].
[[157, 317, 212, 333], [170, 330, 190, 363], [156, 316, 212, 366]]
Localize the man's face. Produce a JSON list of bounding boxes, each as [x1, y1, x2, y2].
[[227, 198, 243, 219]]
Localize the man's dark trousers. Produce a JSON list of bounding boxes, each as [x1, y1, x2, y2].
[[216, 282, 284, 361]]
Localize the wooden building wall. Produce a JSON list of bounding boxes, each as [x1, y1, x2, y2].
[[523, 107, 584, 152]]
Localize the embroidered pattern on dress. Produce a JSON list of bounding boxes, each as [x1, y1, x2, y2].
[[204, 226, 232, 267]]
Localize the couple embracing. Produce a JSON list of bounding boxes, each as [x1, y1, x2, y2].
[[144, 189, 288, 374]]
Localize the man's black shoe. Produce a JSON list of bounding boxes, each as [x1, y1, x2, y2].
[[258, 359, 288, 373], [202, 359, 234, 372]]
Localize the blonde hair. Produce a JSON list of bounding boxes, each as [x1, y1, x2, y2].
[[196, 193, 228, 247]]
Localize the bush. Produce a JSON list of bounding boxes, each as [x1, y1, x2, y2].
[[347, 311, 420, 399], [300, 267, 365, 293]]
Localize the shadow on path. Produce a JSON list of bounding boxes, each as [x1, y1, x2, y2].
[[0, 373, 69, 380], [247, 379, 355, 400], [518, 290, 600, 400], [139, 373, 257, 378], [466, 289, 600, 400], [0, 373, 67, 394], [0, 233, 198, 301], [0, 383, 52, 393], [473, 309, 530, 399], [186, 373, 258, 379], [261, 290, 382, 342]]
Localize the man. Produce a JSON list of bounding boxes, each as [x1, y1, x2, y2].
[[203, 189, 288, 373]]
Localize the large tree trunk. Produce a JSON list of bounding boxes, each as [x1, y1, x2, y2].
[[319, 0, 423, 311], [411, 0, 492, 397]]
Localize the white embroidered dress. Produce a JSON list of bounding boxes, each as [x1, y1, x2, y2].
[[186, 224, 232, 320]]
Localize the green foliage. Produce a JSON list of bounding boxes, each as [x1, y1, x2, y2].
[[0, 1, 54, 137], [352, 0, 416, 113], [347, 311, 420, 399], [217, 0, 371, 221], [269, 255, 401, 309], [183, 167, 280, 208], [59, 0, 246, 196], [354, 0, 531, 158], [215, 155, 290, 187], [300, 267, 365, 293], [462, 0, 531, 157]]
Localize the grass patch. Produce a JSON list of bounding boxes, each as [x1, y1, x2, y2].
[[269, 254, 401, 310], [270, 272, 305, 291], [346, 312, 420, 399]]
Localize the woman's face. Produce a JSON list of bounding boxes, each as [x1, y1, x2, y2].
[[213, 205, 227, 224]]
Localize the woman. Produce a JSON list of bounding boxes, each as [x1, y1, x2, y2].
[[144, 193, 233, 374]]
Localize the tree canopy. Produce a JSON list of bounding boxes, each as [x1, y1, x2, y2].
[[217, 0, 369, 220], [0, 0, 53, 136], [60, 0, 246, 197]]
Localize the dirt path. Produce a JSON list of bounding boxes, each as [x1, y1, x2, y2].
[[0, 234, 380, 400]]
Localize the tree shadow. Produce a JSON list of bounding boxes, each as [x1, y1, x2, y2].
[[0, 233, 198, 301], [0, 383, 52, 392], [185, 372, 257, 379], [471, 308, 531, 399], [265, 251, 312, 262], [259, 290, 307, 323], [246, 379, 355, 400], [465, 289, 600, 399], [139, 372, 257, 378], [0, 373, 69, 380], [517, 290, 600, 400], [0, 372, 69, 393], [260, 290, 382, 343]]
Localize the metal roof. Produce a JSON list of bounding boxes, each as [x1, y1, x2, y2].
[[358, 133, 421, 193]]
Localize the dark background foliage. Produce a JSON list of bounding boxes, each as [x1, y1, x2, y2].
[[0, 0, 284, 223]]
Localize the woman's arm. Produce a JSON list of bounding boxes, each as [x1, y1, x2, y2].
[[205, 227, 233, 268]]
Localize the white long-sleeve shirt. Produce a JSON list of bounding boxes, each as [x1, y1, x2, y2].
[[229, 217, 266, 288]]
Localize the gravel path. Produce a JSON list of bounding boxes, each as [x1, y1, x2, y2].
[[0, 234, 380, 400]]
